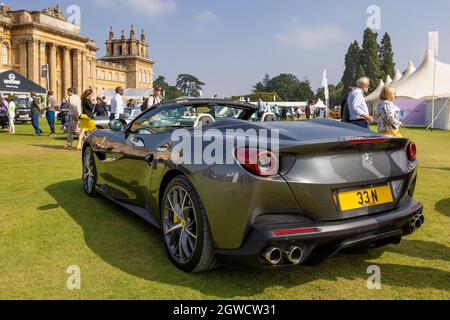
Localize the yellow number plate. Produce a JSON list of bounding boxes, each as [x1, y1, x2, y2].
[[338, 185, 393, 212]]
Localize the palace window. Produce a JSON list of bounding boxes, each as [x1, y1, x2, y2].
[[115, 73, 119, 81], [101, 71, 105, 79], [2, 43, 8, 65]]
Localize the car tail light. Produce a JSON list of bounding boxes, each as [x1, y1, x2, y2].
[[349, 137, 390, 144], [272, 227, 318, 236], [406, 142, 417, 161], [235, 148, 279, 176]]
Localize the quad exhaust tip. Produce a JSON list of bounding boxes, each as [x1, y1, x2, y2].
[[409, 213, 425, 233], [262, 247, 282, 265], [283, 246, 304, 265]]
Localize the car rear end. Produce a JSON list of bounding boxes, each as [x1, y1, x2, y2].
[[215, 120, 423, 268], [15, 98, 32, 123]]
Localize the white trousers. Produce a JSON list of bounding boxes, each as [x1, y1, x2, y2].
[[8, 114, 15, 133]]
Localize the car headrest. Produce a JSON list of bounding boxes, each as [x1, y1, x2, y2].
[[194, 114, 215, 127], [261, 112, 277, 122]]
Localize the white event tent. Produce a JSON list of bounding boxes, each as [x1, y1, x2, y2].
[[392, 50, 450, 129], [391, 69, 403, 84]]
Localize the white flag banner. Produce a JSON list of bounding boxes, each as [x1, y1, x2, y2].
[[428, 30, 439, 58], [322, 69, 329, 101]]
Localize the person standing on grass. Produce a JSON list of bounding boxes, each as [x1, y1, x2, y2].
[[305, 100, 313, 120], [256, 98, 267, 119], [144, 86, 163, 111], [347, 77, 374, 129], [110, 87, 125, 120], [59, 98, 70, 128], [0, 95, 9, 129], [6, 95, 16, 134], [95, 96, 108, 117], [30, 92, 43, 136], [376, 86, 403, 137], [65, 87, 82, 149], [77, 89, 97, 151], [46, 90, 57, 136]]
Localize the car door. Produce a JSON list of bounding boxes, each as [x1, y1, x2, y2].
[[105, 107, 179, 207]]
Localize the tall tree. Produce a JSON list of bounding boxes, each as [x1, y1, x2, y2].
[[361, 28, 382, 91], [316, 83, 343, 107], [175, 74, 205, 97], [253, 73, 271, 92], [265, 74, 301, 101], [341, 41, 362, 90], [153, 75, 168, 88], [379, 32, 395, 80], [153, 75, 184, 101]]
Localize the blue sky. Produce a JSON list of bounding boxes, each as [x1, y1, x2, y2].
[[9, 0, 450, 97]]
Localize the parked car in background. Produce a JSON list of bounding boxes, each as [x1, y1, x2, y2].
[[14, 97, 32, 123], [94, 107, 142, 129]]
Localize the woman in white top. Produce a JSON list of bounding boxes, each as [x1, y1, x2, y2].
[[6, 96, 16, 134], [376, 86, 402, 137], [145, 86, 163, 110]]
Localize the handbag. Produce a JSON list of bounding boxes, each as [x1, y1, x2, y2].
[[37, 98, 46, 114]]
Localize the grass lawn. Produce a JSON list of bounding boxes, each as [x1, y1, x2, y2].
[[0, 119, 449, 300]]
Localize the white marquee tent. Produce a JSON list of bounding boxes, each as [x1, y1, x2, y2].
[[365, 79, 385, 102], [391, 69, 403, 84], [403, 61, 417, 79], [314, 99, 327, 109], [391, 50, 450, 129], [393, 50, 450, 99]]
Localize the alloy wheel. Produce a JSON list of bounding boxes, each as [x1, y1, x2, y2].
[[83, 147, 96, 194], [163, 186, 198, 264]]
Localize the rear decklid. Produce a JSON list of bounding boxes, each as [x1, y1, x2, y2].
[[263, 120, 414, 221]]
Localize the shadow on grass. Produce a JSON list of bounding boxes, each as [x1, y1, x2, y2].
[[435, 198, 450, 217], [27, 144, 78, 151], [45, 179, 450, 297], [386, 239, 450, 262], [422, 167, 450, 173]]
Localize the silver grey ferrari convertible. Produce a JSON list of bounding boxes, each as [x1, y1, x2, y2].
[[82, 98, 423, 273]]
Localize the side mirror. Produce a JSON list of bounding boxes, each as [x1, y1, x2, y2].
[[109, 119, 127, 132]]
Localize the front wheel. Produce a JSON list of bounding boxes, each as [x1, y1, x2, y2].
[[82, 146, 98, 197], [161, 176, 218, 273]]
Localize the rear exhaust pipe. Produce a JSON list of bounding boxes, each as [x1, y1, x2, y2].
[[409, 213, 425, 233], [262, 247, 282, 265], [283, 246, 303, 265]]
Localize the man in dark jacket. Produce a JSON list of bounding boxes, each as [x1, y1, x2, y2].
[[95, 96, 109, 117], [30, 92, 43, 136]]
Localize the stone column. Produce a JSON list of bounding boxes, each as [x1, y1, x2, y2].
[[27, 39, 40, 82], [0, 37, 3, 70], [72, 49, 82, 94], [19, 40, 28, 76], [81, 51, 89, 92], [39, 41, 47, 88], [49, 43, 57, 94], [62, 47, 72, 95]]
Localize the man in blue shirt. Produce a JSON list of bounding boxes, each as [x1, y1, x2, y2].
[[347, 77, 374, 129], [256, 98, 268, 119]]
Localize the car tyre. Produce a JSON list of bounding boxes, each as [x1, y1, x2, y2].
[[161, 176, 218, 273], [82, 145, 98, 197]]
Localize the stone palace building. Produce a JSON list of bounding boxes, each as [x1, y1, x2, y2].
[[0, 4, 155, 101]]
